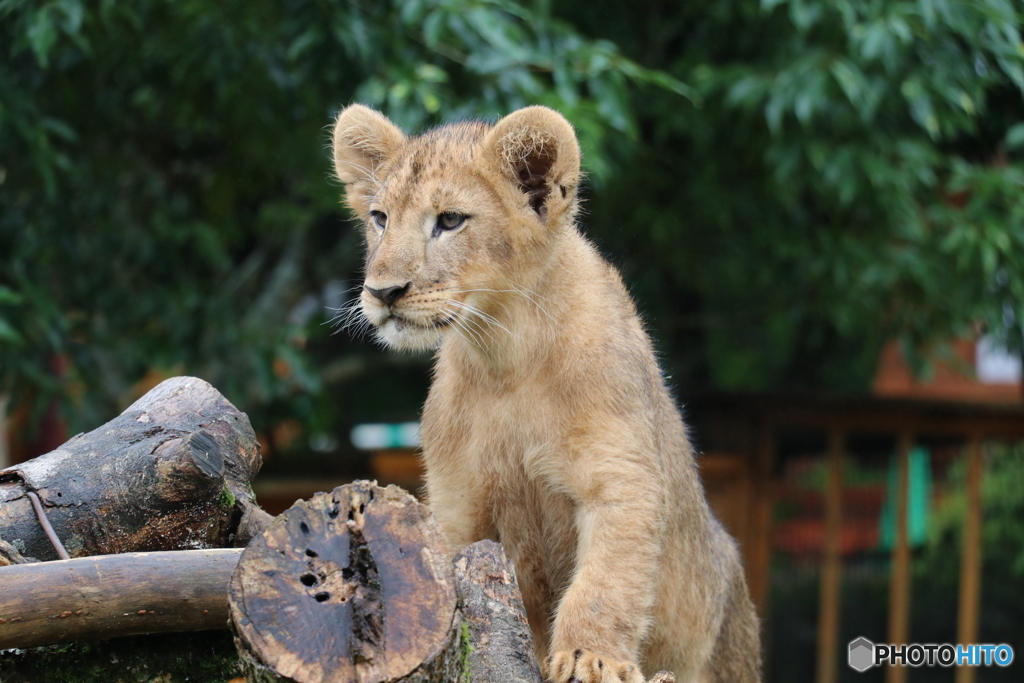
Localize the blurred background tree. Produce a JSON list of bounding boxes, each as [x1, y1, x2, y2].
[[1, 0, 1022, 465]]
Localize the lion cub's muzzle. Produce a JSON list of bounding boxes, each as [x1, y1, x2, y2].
[[361, 280, 455, 351]]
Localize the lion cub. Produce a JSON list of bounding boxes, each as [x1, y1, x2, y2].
[[332, 104, 761, 683]]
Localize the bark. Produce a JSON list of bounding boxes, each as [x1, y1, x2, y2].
[[0, 377, 268, 561], [452, 540, 542, 683], [0, 548, 242, 649], [0, 537, 30, 566], [229, 481, 461, 683]]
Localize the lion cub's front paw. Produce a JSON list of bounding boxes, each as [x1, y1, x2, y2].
[[545, 649, 644, 683]]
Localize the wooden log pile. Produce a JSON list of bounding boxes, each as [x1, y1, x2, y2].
[[0, 377, 271, 649], [0, 377, 635, 682], [1, 480, 549, 681]]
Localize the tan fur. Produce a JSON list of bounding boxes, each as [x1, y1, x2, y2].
[[332, 104, 762, 683]]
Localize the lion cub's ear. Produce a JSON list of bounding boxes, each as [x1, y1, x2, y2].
[[332, 104, 406, 211], [485, 106, 581, 223]]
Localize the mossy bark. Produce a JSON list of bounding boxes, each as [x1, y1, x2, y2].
[[452, 540, 543, 683], [0, 631, 240, 683]]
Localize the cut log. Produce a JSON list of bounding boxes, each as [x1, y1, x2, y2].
[[229, 481, 461, 683], [453, 540, 542, 683], [0, 377, 268, 561], [0, 548, 242, 649]]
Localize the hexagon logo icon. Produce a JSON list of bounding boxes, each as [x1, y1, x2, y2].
[[848, 637, 874, 672]]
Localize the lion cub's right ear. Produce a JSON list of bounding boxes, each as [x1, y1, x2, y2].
[[332, 104, 406, 211]]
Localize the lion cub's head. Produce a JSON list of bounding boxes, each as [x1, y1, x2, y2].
[[332, 105, 580, 351]]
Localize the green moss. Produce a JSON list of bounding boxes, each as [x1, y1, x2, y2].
[[218, 487, 236, 509], [0, 631, 240, 682], [459, 620, 473, 683]]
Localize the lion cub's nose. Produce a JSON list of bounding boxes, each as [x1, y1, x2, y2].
[[364, 282, 411, 306]]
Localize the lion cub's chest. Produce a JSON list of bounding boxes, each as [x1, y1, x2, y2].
[[424, 370, 578, 590], [426, 365, 560, 468]]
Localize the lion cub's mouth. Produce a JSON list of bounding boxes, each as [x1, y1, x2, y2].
[[365, 305, 459, 351], [385, 313, 456, 330]]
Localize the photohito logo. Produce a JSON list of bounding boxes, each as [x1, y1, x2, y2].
[[848, 638, 875, 672], [848, 638, 1014, 671]]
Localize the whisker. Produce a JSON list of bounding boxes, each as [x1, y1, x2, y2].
[[445, 317, 474, 347], [445, 309, 483, 347], [448, 300, 514, 338], [442, 284, 558, 327], [461, 313, 497, 346], [327, 298, 375, 339], [446, 304, 490, 347]]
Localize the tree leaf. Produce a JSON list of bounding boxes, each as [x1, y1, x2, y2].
[[0, 287, 22, 305], [0, 318, 22, 344], [27, 6, 58, 67], [1006, 123, 1024, 149]]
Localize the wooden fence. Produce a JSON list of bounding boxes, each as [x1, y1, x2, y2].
[[691, 393, 1024, 683]]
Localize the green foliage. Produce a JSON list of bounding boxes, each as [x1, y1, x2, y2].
[[563, 0, 1024, 389], [927, 443, 1024, 580], [1, 0, 1022, 442], [0, 0, 681, 434]]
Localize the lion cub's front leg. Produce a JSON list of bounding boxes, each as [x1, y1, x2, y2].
[[423, 460, 494, 559], [543, 452, 665, 683]]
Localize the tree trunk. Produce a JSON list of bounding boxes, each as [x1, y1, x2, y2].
[[0, 377, 268, 562], [229, 481, 461, 683], [453, 540, 542, 683], [0, 548, 242, 649]]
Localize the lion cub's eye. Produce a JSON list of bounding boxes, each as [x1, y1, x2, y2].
[[435, 212, 467, 234], [369, 211, 387, 230]]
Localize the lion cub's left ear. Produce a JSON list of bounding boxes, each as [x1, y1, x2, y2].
[[485, 106, 581, 223]]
